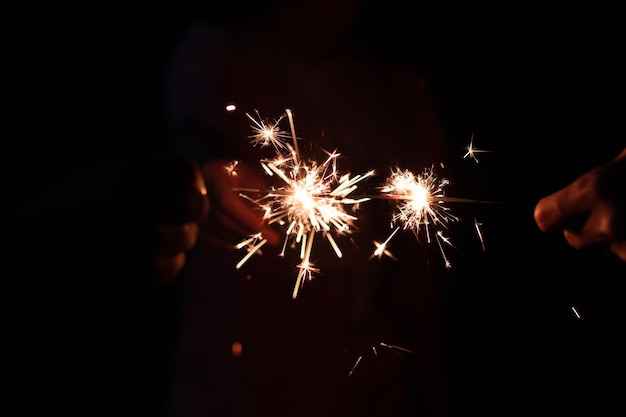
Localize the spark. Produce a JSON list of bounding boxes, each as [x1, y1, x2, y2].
[[463, 132, 491, 163], [236, 110, 499, 288], [571, 305, 581, 319], [225, 160, 239, 176], [474, 217, 486, 251], [369, 227, 400, 261], [348, 355, 363, 377], [246, 109, 291, 151], [235, 234, 267, 269], [375, 166, 459, 267], [348, 341, 415, 377], [235, 109, 374, 298], [435, 230, 454, 269], [378, 342, 415, 355]]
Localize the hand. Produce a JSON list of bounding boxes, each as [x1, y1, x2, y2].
[[142, 156, 210, 286], [198, 159, 281, 250], [534, 147, 626, 262], [3, 154, 209, 293], [1, 155, 209, 414]]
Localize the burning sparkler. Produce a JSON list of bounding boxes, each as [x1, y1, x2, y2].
[[233, 109, 497, 291], [370, 161, 499, 267], [235, 109, 374, 298], [374, 166, 460, 268]]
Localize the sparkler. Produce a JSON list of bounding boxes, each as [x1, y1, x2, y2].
[[370, 152, 502, 266], [233, 110, 497, 293], [235, 109, 374, 298], [374, 166, 460, 268]]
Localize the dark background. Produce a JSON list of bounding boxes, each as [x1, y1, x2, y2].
[[2, 2, 626, 203], [2, 1, 626, 416]]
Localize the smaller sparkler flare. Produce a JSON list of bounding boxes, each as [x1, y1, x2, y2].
[[246, 109, 290, 150], [374, 166, 459, 266], [348, 341, 415, 377]]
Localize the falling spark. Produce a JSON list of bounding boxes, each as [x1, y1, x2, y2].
[[375, 166, 459, 267], [571, 305, 581, 319], [379, 342, 415, 355], [474, 217, 486, 251], [235, 109, 374, 298], [348, 341, 415, 377], [348, 355, 363, 377]]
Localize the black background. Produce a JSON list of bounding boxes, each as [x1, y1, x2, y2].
[[2, 1, 626, 416]]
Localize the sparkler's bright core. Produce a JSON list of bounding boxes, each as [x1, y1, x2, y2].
[[292, 188, 315, 211], [407, 186, 430, 211], [383, 169, 437, 228], [261, 127, 278, 144]]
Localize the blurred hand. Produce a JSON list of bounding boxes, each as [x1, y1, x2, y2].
[[1, 155, 209, 413], [198, 159, 281, 250], [143, 156, 210, 286], [534, 147, 626, 262], [3, 154, 209, 293]]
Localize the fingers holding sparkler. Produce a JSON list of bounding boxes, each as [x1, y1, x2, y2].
[[534, 148, 626, 262]]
